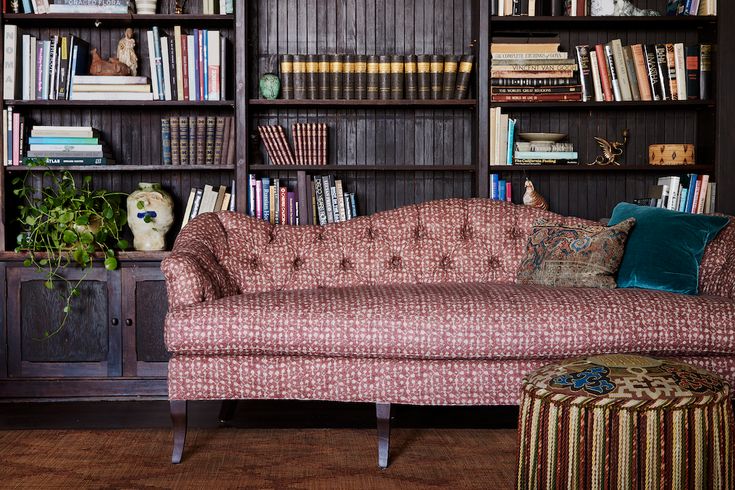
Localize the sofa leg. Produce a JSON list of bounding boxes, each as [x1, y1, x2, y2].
[[218, 400, 238, 423], [376, 403, 391, 469], [170, 400, 188, 464]]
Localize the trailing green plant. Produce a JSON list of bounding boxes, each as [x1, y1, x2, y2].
[[13, 161, 128, 338]]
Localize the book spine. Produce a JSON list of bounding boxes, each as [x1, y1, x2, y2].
[[699, 44, 712, 101], [257, 126, 275, 164], [213, 116, 225, 165], [350, 193, 357, 218], [178, 116, 189, 165], [321, 175, 333, 223], [219, 116, 230, 166], [292, 54, 307, 99], [604, 44, 622, 102], [404, 54, 418, 100], [643, 44, 662, 101], [666, 43, 678, 100], [280, 54, 294, 99], [335, 180, 347, 221], [12, 112, 19, 165], [262, 178, 270, 222], [279, 186, 287, 225], [174, 26, 184, 100], [276, 125, 295, 165], [195, 116, 206, 164], [417, 55, 431, 100], [318, 54, 330, 100], [492, 85, 582, 94], [202, 29, 209, 100], [574, 45, 593, 102], [390, 55, 405, 100], [594, 45, 613, 102], [170, 117, 180, 165], [152, 27, 166, 101], [623, 45, 641, 101], [655, 44, 671, 100], [491, 93, 583, 102], [168, 34, 178, 100], [330, 54, 343, 99], [306, 54, 319, 100], [255, 180, 263, 219], [430, 55, 444, 100], [314, 176, 327, 225], [674, 43, 687, 100], [57, 36, 69, 100], [161, 118, 171, 164], [454, 54, 474, 99], [378, 55, 391, 100], [343, 54, 356, 100], [685, 45, 700, 100], [180, 34, 190, 101], [442, 55, 459, 100], [197, 30, 205, 100], [610, 40, 632, 101], [589, 52, 604, 102], [355, 54, 367, 100], [206, 30, 220, 100], [3, 25, 18, 100], [631, 44, 652, 101], [366, 55, 379, 100]]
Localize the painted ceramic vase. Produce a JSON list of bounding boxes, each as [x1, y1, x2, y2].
[[135, 0, 157, 14], [259, 73, 281, 100], [127, 183, 174, 251]]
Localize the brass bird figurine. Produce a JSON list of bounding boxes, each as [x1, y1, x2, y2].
[[523, 179, 549, 211], [589, 129, 629, 166]]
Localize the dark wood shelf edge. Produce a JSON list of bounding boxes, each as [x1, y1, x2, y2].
[[490, 15, 717, 24], [2, 13, 234, 23], [249, 99, 477, 107], [248, 165, 477, 172], [5, 165, 236, 172], [492, 100, 715, 109], [5, 100, 234, 108], [489, 165, 715, 172]]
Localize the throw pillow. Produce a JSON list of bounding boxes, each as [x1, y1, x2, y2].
[[608, 202, 730, 295], [516, 217, 636, 289]]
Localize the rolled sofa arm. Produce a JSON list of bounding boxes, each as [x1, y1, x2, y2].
[[699, 217, 735, 300], [161, 212, 239, 311]]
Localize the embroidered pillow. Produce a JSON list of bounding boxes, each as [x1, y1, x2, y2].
[[516, 218, 636, 289]]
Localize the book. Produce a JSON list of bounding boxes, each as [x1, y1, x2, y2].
[[330, 54, 343, 99], [151, 27, 166, 101], [404, 55, 417, 100], [622, 45, 641, 101], [213, 117, 225, 164], [390, 54, 404, 100], [366, 55, 379, 100], [631, 44, 653, 101], [442, 55, 459, 99], [173, 26, 184, 101], [204, 116, 215, 164], [167, 34, 178, 100], [683, 45, 700, 100], [574, 45, 593, 102], [589, 52, 604, 102], [318, 54, 331, 100], [3, 25, 20, 100], [417, 55, 431, 100], [604, 44, 622, 101], [610, 39, 633, 101], [23, 157, 110, 165], [195, 116, 206, 164], [673, 43, 687, 101], [594, 45, 613, 102], [643, 44, 662, 101], [654, 44, 671, 101], [70, 92, 154, 100], [314, 176, 327, 225], [306, 54, 319, 100], [343, 54, 355, 100], [455, 54, 474, 99], [261, 177, 270, 221], [72, 84, 151, 92], [187, 35, 196, 100], [160, 36, 173, 100], [378, 55, 391, 100], [430, 55, 444, 100], [696, 174, 710, 214], [207, 30, 221, 100], [666, 44, 678, 100]]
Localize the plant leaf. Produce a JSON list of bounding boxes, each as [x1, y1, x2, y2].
[[62, 230, 78, 244], [44, 280, 54, 290], [104, 256, 118, 271], [117, 239, 129, 250]]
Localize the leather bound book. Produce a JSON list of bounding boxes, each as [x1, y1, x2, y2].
[[700, 44, 712, 101], [430, 55, 444, 100], [161, 118, 171, 165], [195, 117, 206, 165], [318, 54, 330, 99], [292, 123, 302, 165], [188, 116, 197, 165], [170, 117, 180, 165], [417, 55, 431, 100], [330, 54, 344, 99], [179, 116, 189, 165], [685, 45, 700, 100], [355, 55, 368, 99], [405, 55, 418, 100], [574, 46, 593, 102], [343, 55, 356, 100], [455, 55, 474, 99], [378, 55, 391, 100], [306, 54, 319, 100], [214, 116, 226, 165], [442, 55, 459, 99], [280, 54, 294, 99], [367, 55, 380, 100], [205, 116, 216, 165], [390, 55, 405, 100], [220, 117, 231, 166], [292, 54, 307, 99]]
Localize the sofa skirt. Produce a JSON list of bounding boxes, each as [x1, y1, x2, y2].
[[167, 354, 735, 405]]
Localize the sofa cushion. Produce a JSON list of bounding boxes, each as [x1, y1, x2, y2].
[[165, 282, 735, 360]]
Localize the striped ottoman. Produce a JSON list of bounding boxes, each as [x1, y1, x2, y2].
[[516, 354, 734, 489]]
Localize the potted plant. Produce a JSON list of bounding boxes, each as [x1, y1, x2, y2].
[[12, 165, 128, 338]]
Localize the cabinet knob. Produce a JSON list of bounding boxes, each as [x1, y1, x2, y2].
[[111, 318, 119, 326], [126, 319, 133, 327]]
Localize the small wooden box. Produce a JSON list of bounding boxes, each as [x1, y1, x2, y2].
[[648, 144, 695, 165]]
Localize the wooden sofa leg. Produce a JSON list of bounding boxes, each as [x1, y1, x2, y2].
[[376, 403, 391, 469], [170, 400, 188, 464], [218, 400, 238, 423]]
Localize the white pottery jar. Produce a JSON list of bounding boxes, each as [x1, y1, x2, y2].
[[127, 183, 174, 251], [135, 0, 157, 14]]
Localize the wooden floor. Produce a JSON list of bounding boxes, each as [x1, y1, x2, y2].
[[0, 401, 519, 489]]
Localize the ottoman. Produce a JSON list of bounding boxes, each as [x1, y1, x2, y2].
[[516, 354, 734, 489]]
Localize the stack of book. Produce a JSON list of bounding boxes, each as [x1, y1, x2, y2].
[[201, 0, 234, 14], [514, 141, 577, 166], [491, 34, 581, 102], [279, 53, 475, 100], [667, 0, 716, 15], [21, 125, 112, 166], [161, 116, 235, 166], [646, 174, 716, 214], [490, 174, 513, 202], [246, 176, 301, 225], [4, 0, 129, 14], [309, 175, 358, 225], [181, 181, 236, 229], [258, 123, 328, 166], [71, 76, 152, 101], [146, 26, 228, 102], [575, 41, 713, 103], [492, 0, 547, 15]]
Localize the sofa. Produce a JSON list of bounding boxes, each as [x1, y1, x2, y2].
[[161, 198, 735, 464]]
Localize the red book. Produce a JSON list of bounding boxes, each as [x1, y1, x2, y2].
[[198, 30, 205, 101], [595, 44, 614, 102], [275, 125, 295, 165], [279, 186, 288, 225], [181, 34, 190, 101], [491, 93, 583, 102], [505, 181, 512, 203]]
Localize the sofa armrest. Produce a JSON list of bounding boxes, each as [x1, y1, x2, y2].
[[161, 213, 239, 311], [700, 217, 735, 299]]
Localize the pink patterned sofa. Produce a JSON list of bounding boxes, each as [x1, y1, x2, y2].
[[162, 198, 735, 464]]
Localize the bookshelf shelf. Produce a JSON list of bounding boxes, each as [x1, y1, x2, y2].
[[490, 15, 717, 27], [2, 13, 234, 26], [492, 100, 715, 110], [489, 165, 715, 173], [0, 250, 171, 262], [6, 165, 236, 172], [249, 99, 477, 108], [5, 100, 235, 108], [248, 165, 476, 172]]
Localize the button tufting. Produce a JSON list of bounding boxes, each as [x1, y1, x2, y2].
[[439, 255, 452, 269], [487, 256, 501, 271], [249, 256, 260, 271], [268, 230, 277, 243], [507, 227, 522, 240], [366, 227, 375, 240], [414, 225, 426, 240], [292, 257, 303, 270], [460, 224, 473, 241], [389, 255, 402, 270], [340, 258, 353, 271]]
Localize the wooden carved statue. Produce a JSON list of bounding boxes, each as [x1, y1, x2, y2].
[[589, 129, 629, 166], [523, 179, 549, 211], [117, 28, 138, 76], [89, 49, 132, 76]]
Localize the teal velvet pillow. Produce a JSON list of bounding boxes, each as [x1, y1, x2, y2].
[[608, 202, 730, 295]]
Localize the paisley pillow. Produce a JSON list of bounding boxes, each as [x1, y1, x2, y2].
[[517, 218, 636, 289]]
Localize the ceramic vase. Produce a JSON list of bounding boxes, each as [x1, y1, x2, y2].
[[135, 0, 157, 14], [259, 73, 281, 100], [127, 183, 174, 251]]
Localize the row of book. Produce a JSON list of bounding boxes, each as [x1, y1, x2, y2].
[[3, 0, 234, 14], [258, 124, 328, 166], [667, 0, 716, 16], [309, 175, 359, 225], [490, 174, 513, 202], [576, 42, 712, 103], [161, 116, 235, 166], [647, 174, 715, 214], [181, 181, 236, 230], [279, 54, 474, 101], [147, 26, 227, 102], [246, 176, 301, 225]]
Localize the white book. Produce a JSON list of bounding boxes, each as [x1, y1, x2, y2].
[[22, 35, 31, 100], [146, 30, 160, 100], [199, 185, 217, 214], [491, 52, 568, 60], [160, 37, 172, 101], [499, 113, 509, 166], [589, 51, 604, 102], [32, 126, 94, 137], [187, 35, 196, 101], [667, 176, 680, 211], [571, 0, 577, 16], [174, 26, 184, 101], [604, 44, 622, 102], [610, 39, 633, 101], [219, 0, 227, 14], [30, 36, 37, 101], [207, 31, 221, 100], [30, 144, 103, 152], [3, 25, 18, 100], [41, 40, 50, 100], [2, 109, 6, 166], [657, 184, 668, 208], [489, 107, 497, 168], [674, 43, 687, 101], [696, 174, 710, 214], [220, 36, 227, 101], [70, 92, 154, 101], [203, 0, 210, 14], [73, 76, 149, 85], [48, 36, 58, 100], [495, 109, 504, 165]]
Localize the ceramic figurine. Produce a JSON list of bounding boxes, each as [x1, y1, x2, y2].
[[135, 0, 157, 14], [589, 129, 629, 166], [89, 49, 133, 77], [590, 0, 660, 16], [117, 28, 138, 76], [259, 73, 281, 100], [127, 183, 174, 251], [523, 179, 549, 211]]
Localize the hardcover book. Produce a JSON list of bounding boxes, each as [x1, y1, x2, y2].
[[643, 44, 662, 101], [318, 54, 331, 100], [430, 55, 444, 100], [306, 54, 319, 100], [390, 55, 404, 100], [405, 54, 418, 99], [170, 117, 180, 165], [454, 55, 474, 99], [343, 55, 356, 100], [417, 55, 431, 100], [355, 55, 367, 99], [574, 45, 593, 102], [161, 118, 171, 165], [280, 54, 294, 99], [366, 55, 379, 100], [700, 44, 712, 101], [442, 55, 459, 99], [330, 54, 343, 99], [179, 116, 189, 165], [292, 54, 307, 99], [378, 55, 391, 100], [684, 45, 700, 100]]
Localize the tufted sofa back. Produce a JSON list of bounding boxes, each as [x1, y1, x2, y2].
[[210, 199, 592, 295]]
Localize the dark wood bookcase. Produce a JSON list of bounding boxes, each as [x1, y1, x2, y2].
[[0, 0, 733, 401]]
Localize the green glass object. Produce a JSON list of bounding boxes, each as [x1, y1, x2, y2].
[[259, 73, 281, 100]]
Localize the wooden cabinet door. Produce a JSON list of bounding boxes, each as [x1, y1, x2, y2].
[[6, 266, 122, 378], [121, 266, 169, 378]]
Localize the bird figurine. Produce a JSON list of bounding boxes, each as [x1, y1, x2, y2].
[[523, 179, 549, 211], [590, 129, 629, 166], [116, 28, 138, 76]]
